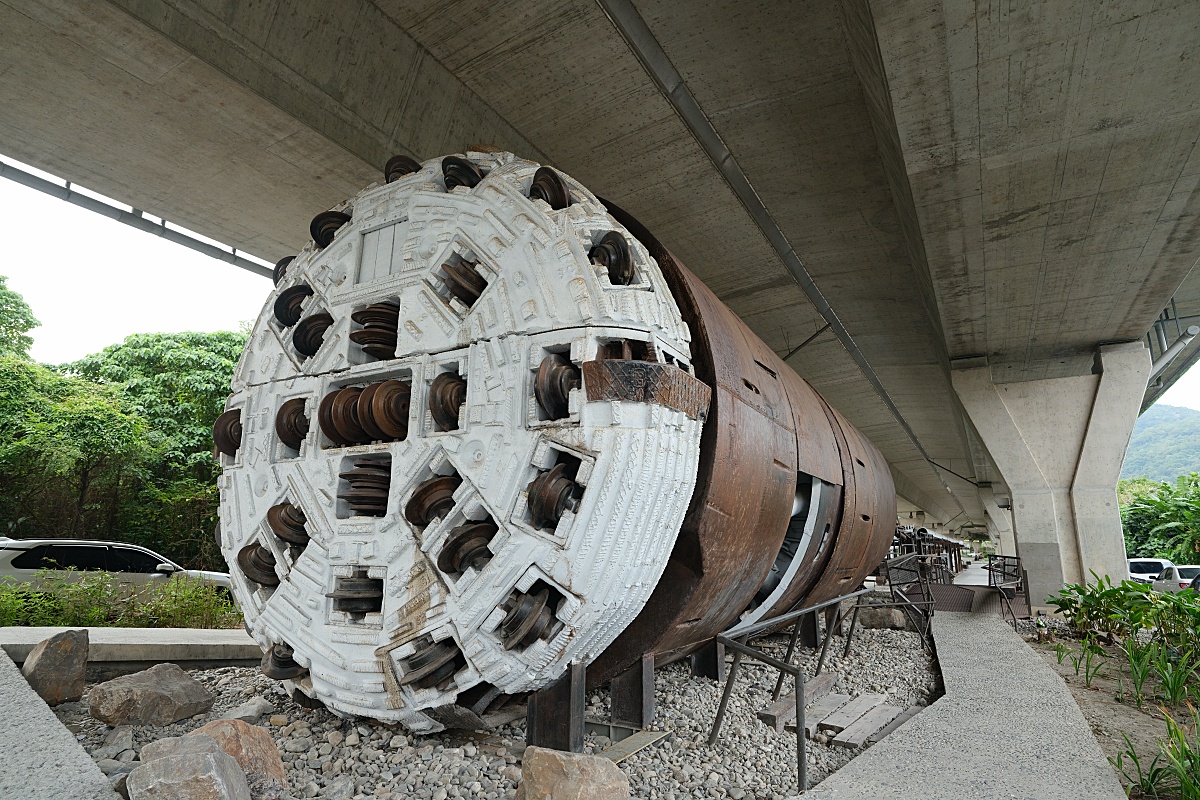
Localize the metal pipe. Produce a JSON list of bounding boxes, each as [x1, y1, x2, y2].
[[1151, 325, 1200, 379]]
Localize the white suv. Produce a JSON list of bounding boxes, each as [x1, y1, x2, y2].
[[1128, 558, 1175, 585], [0, 538, 230, 591]]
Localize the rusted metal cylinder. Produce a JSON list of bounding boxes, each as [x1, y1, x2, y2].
[[218, 151, 895, 729], [589, 202, 896, 685]]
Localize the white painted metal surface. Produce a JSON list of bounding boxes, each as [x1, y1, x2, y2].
[[218, 152, 703, 730]]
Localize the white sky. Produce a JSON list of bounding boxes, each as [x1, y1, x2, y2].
[[1, 159, 1198, 413], [0, 163, 271, 366]]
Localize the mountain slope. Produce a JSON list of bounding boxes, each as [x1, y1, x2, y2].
[[1121, 403, 1200, 481]]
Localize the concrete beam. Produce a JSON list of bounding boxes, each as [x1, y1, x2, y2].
[[952, 343, 1150, 606]]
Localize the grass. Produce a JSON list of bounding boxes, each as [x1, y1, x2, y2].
[[0, 569, 242, 629]]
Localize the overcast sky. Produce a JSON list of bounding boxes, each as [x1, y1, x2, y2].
[[1, 159, 1199, 413]]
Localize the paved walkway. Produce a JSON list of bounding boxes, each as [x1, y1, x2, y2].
[[0, 646, 118, 799], [814, 602, 1125, 798]]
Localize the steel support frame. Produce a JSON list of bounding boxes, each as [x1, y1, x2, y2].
[[707, 588, 870, 793]]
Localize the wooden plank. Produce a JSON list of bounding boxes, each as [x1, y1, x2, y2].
[[598, 729, 670, 763], [786, 692, 851, 737], [816, 693, 886, 735], [867, 705, 922, 744], [831, 704, 904, 749], [756, 672, 838, 732]]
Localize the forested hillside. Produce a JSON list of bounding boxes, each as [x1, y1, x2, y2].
[[0, 275, 245, 571], [1121, 403, 1200, 481]]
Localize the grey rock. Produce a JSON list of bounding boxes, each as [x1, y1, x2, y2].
[[126, 749, 251, 800], [219, 697, 275, 723], [105, 725, 136, 753], [283, 736, 313, 753], [98, 759, 128, 775], [20, 629, 88, 706], [111, 771, 131, 799], [90, 664, 215, 726], [141, 733, 223, 763], [326, 777, 355, 800]]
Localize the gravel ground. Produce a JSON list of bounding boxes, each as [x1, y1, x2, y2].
[[53, 626, 939, 799]]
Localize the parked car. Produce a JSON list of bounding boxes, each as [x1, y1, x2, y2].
[[0, 538, 230, 591], [1192, 573, 1200, 592], [1151, 564, 1200, 594], [1128, 558, 1175, 584]]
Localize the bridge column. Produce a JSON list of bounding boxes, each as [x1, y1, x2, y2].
[[952, 343, 1149, 608], [978, 485, 1016, 556]]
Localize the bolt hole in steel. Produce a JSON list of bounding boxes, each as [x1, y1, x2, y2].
[[272, 255, 295, 286], [429, 372, 467, 431], [384, 154, 422, 183], [318, 380, 410, 446], [291, 312, 333, 358], [212, 409, 242, 457], [399, 638, 466, 690], [261, 643, 307, 680], [528, 166, 572, 210], [237, 543, 279, 587], [499, 583, 563, 650], [310, 210, 352, 249], [326, 568, 384, 620], [437, 520, 497, 575], [534, 354, 581, 420], [266, 502, 309, 547], [338, 460, 391, 517], [404, 474, 462, 527], [589, 231, 635, 285], [439, 260, 488, 307], [442, 156, 483, 190], [349, 302, 400, 361], [274, 398, 309, 451]]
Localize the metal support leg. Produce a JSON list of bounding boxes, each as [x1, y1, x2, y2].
[[842, 604, 862, 658], [795, 669, 807, 792], [690, 640, 725, 682], [527, 661, 585, 752], [771, 617, 805, 701], [707, 646, 744, 745], [610, 653, 654, 729], [814, 610, 837, 675], [797, 610, 819, 647]]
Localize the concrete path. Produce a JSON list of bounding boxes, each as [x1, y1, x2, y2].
[[0, 646, 118, 799], [0, 626, 258, 664], [814, 608, 1126, 799]]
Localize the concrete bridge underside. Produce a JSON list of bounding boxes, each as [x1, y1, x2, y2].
[[3, 0, 1200, 599]]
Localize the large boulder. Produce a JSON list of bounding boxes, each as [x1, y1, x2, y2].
[[89, 663, 214, 726], [855, 606, 909, 630], [20, 628, 88, 705], [189, 719, 287, 789], [126, 750, 250, 800], [141, 733, 225, 763], [517, 746, 630, 800]]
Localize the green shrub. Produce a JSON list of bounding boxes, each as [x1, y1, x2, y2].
[[0, 570, 241, 629]]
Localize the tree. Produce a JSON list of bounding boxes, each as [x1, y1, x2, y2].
[[0, 275, 38, 359], [1120, 475, 1200, 563], [0, 356, 148, 537], [66, 331, 247, 477]]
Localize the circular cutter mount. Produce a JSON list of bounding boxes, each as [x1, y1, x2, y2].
[[217, 152, 708, 731]]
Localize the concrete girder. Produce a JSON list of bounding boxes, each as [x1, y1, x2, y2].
[[952, 342, 1151, 606]]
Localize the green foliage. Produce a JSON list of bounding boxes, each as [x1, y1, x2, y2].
[[1046, 575, 1200, 654], [0, 325, 247, 571], [0, 275, 38, 359], [1153, 647, 1197, 707], [1110, 731, 1173, 799], [1112, 706, 1200, 800], [1120, 474, 1200, 563], [1123, 404, 1200, 483], [0, 571, 241, 628], [66, 331, 246, 474], [1126, 638, 1155, 707], [1161, 705, 1200, 800]]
